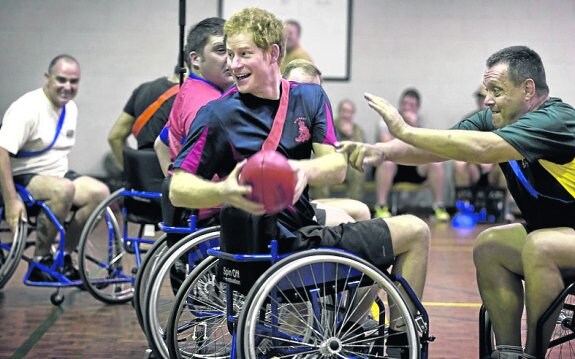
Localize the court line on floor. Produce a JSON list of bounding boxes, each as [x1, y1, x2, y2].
[[10, 305, 64, 359], [423, 301, 482, 307]]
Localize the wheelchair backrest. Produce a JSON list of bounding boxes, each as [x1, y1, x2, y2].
[[122, 147, 164, 224], [217, 206, 278, 295], [122, 147, 164, 193]]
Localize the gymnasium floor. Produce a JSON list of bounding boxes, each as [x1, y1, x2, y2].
[[0, 221, 487, 358]]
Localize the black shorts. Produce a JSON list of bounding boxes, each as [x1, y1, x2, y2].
[[476, 165, 490, 187], [393, 165, 426, 184], [290, 218, 395, 270], [311, 203, 327, 226], [13, 170, 82, 187]]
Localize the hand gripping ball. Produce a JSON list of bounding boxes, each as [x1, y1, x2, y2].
[[239, 150, 296, 214]]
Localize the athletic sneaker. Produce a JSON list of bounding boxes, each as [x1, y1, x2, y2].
[[28, 255, 57, 282], [63, 253, 81, 281], [374, 205, 392, 219], [432, 204, 450, 222]]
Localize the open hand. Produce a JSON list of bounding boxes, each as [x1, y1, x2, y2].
[[364, 93, 409, 137]]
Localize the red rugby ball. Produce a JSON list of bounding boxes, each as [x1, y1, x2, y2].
[[239, 150, 296, 214]]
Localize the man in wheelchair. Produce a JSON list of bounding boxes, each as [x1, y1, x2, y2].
[[0, 54, 110, 282], [168, 7, 431, 356], [339, 46, 575, 358]]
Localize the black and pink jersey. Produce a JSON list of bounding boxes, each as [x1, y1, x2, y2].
[[173, 81, 337, 231]]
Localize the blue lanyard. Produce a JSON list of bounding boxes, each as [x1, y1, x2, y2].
[[509, 159, 575, 203], [17, 106, 66, 158]]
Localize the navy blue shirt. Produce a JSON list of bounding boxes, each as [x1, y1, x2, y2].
[[173, 81, 338, 231]]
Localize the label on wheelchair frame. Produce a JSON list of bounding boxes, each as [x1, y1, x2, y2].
[[221, 265, 241, 285], [143, 224, 155, 237]]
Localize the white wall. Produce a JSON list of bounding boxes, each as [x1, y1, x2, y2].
[[323, 0, 575, 141], [1, 0, 574, 176]]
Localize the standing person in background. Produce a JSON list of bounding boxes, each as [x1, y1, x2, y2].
[[0, 54, 110, 282], [107, 65, 181, 169], [279, 19, 312, 75], [374, 88, 450, 221], [339, 45, 575, 358]]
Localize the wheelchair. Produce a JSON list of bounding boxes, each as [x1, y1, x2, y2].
[[479, 281, 575, 358], [165, 211, 433, 359], [0, 185, 84, 305], [77, 147, 165, 304], [136, 224, 219, 359]]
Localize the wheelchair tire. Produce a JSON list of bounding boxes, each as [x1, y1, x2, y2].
[[166, 256, 236, 359], [143, 227, 220, 359], [78, 189, 136, 304], [237, 249, 421, 359], [133, 234, 169, 333], [0, 216, 27, 289], [544, 288, 575, 358]]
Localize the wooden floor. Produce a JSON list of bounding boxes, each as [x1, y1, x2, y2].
[[0, 221, 489, 358]]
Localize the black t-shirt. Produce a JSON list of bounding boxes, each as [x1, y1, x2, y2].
[[123, 77, 176, 149]]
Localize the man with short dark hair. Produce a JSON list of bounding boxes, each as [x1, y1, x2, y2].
[[340, 45, 575, 358], [154, 17, 233, 176]]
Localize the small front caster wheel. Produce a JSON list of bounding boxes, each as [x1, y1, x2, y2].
[[51, 291, 65, 306]]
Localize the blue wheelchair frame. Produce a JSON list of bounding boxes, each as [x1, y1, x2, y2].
[[90, 188, 162, 286], [167, 237, 433, 358], [0, 185, 83, 305], [138, 223, 220, 359]]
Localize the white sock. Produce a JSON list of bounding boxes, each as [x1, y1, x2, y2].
[[491, 345, 523, 359]]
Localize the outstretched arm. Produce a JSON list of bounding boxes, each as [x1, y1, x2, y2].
[[337, 139, 447, 172], [364, 93, 522, 163]]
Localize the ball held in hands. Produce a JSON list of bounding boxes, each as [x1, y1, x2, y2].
[[238, 150, 296, 214]]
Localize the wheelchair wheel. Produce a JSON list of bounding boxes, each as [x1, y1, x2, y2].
[[78, 189, 143, 304], [481, 294, 575, 359], [143, 227, 220, 359], [544, 290, 575, 358], [133, 234, 169, 332], [166, 256, 239, 359], [0, 215, 27, 289], [237, 249, 421, 359]]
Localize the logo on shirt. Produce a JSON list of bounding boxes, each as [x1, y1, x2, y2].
[[295, 117, 311, 143]]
